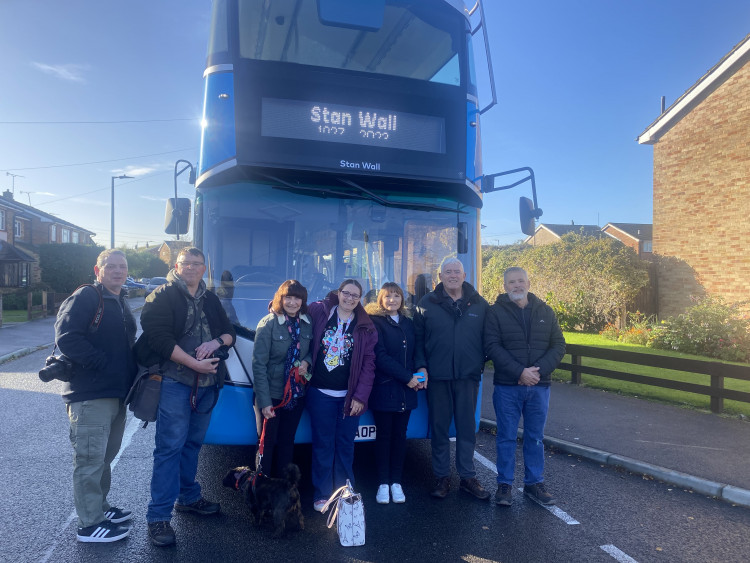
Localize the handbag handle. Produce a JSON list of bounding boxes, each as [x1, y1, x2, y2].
[[322, 479, 354, 529]]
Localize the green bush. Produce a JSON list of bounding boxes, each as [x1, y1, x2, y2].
[[482, 233, 650, 331], [647, 297, 750, 362], [39, 244, 103, 293]]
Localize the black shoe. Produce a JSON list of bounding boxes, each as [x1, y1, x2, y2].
[[430, 477, 451, 499], [495, 483, 513, 506], [460, 477, 490, 500], [104, 506, 133, 524], [77, 520, 130, 543], [174, 497, 221, 515], [524, 482, 556, 505], [148, 521, 176, 547]]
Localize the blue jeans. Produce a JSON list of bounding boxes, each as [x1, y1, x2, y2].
[[306, 387, 360, 502], [147, 377, 216, 523], [493, 384, 550, 485]]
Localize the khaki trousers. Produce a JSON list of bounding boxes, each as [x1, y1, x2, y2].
[[67, 398, 126, 528]]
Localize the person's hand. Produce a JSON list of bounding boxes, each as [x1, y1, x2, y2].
[[417, 367, 428, 390], [193, 357, 220, 374], [407, 376, 420, 390], [298, 360, 309, 377], [262, 406, 275, 419], [195, 339, 221, 360], [349, 399, 365, 416], [519, 366, 540, 386]]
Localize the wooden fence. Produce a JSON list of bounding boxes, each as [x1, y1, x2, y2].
[[559, 344, 750, 414]]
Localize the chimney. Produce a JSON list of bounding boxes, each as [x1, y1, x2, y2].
[[2, 189, 13, 200]]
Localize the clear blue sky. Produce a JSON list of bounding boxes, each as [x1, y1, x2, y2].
[[1, 1, 748, 248]]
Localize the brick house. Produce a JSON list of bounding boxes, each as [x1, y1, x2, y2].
[[601, 223, 653, 257], [523, 223, 603, 245], [158, 240, 192, 267], [0, 189, 95, 288], [638, 34, 750, 317]]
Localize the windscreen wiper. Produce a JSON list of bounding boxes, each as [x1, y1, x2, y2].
[[261, 173, 466, 214], [337, 178, 467, 214]]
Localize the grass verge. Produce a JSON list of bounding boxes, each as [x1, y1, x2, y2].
[[553, 332, 750, 417]]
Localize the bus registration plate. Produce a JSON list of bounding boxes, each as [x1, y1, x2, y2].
[[354, 424, 376, 441]]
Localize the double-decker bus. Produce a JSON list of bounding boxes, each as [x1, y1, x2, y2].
[[166, 0, 541, 445]]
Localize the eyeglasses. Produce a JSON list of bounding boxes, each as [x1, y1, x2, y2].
[[176, 261, 205, 268], [339, 290, 361, 300]]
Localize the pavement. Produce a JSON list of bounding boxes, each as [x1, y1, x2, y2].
[[2, 301, 749, 508]]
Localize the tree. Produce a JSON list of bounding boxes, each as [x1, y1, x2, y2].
[[39, 243, 104, 292], [482, 233, 650, 331], [123, 249, 168, 278]]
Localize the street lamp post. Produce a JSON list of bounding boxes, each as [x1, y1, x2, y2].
[[111, 174, 134, 248]]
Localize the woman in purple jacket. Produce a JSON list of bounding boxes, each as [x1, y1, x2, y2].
[[306, 279, 377, 512]]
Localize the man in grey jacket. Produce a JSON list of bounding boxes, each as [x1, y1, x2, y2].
[[484, 267, 565, 506], [414, 257, 490, 501]]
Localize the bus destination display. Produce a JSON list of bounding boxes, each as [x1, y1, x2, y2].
[[261, 97, 446, 154]]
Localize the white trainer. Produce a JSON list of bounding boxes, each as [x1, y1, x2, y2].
[[391, 483, 406, 503], [376, 484, 390, 504]]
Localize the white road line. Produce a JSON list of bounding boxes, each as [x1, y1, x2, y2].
[[515, 487, 580, 525], [600, 544, 639, 562], [38, 414, 142, 563], [473, 450, 497, 472]]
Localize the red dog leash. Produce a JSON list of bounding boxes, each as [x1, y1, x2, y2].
[[255, 366, 301, 479]]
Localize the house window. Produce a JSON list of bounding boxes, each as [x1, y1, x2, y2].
[[50, 225, 57, 242], [0, 209, 5, 230], [643, 241, 653, 253], [62, 229, 70, 243], [14, 219, 23, 238], [72, 231, 79, 244]]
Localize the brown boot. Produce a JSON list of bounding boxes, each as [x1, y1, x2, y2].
[[459, 477, 490, 500], [430, 476, 451, 499]]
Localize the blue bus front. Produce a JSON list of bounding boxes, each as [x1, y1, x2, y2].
[[197, 0, 485, 445]]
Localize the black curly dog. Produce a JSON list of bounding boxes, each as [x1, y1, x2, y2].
[[223, 464, 304, 537]]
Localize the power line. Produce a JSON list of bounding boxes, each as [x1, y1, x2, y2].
[[32, 169, 174, 206], [0, 118, 195, 124], [0, 147, 198, 173]]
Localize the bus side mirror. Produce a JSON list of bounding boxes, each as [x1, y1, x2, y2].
[[520, 197, 541, 236], [165, 198, 191, 235]]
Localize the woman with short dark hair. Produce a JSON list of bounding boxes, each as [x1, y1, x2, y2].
[[252, 280, 312, 476]]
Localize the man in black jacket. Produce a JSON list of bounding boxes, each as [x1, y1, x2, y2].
[[137, 247, 235, 547], [484, 267, 565, 506], [414, 257, 490, 501], [55, 249, 137, 542]]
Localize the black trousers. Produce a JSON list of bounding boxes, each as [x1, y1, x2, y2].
[[254, 397, 305, 477], [372, 409, 412, 484]]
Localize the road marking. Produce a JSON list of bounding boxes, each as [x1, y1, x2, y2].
[[38, 415, 142, 563], [472, 448, 580, 525], [600, 544, 639, 562]]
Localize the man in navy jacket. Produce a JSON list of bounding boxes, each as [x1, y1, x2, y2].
[[55, 249, 137, 542], [484, 267, 565, 506], [414, 257, 490, 501]]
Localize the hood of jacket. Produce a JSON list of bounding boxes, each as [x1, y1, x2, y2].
[[364, 302, 412, 319], [167, 268, 206, 300]]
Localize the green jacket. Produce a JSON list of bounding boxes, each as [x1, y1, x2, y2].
[[252, 312, 313, 409]]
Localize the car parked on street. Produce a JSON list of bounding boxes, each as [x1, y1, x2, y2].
[[145, 276, 168, 296]]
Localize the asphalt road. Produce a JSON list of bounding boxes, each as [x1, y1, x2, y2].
[[2, 348, 750, 563]]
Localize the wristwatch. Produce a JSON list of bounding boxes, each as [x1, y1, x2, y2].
[[215, 336, 225, 346]]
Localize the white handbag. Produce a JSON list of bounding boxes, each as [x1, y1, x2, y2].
[[322, 479, 365, 546]]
